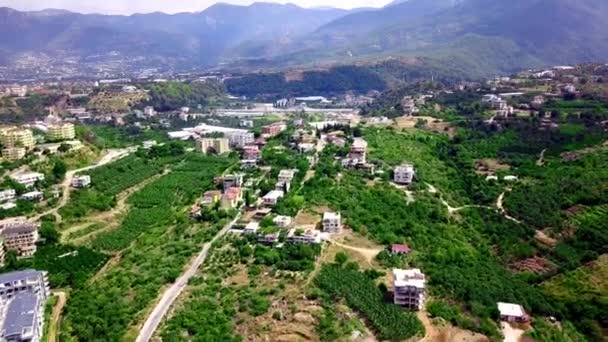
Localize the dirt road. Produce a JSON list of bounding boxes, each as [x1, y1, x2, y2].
[[327, 239, 382, 265], [48, 291, 67, 342], [30, 148, 132, 222]]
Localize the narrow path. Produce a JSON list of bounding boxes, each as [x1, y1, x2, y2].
[[327, 239, 382, 264], [60, 169, 169, 243], [30, 148, 132, 222], [497, 192, 521, 224], [135, 212, 242, 342], [417, 310, 440, 342], [536, 148, 547, 166], [48, 291, 67, 342]]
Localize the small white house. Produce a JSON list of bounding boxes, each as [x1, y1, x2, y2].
[[263, 190, 284, 207], [272, 216, 292, 228], [497, 302, 529, 323], [243, 222, 260, 235], [71, 175, 91, 188], [394, 164, 415, 185]]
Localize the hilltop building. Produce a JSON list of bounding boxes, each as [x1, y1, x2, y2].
[[322, 212, 342, 234], [47, 123, 76, 141], [394, 164, 415, 185], [0, 128, 35, 150], [393, 268, 426, 310], [1, 147, 26, 161]]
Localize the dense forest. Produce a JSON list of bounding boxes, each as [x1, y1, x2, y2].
[[225, 66, 387, 98]]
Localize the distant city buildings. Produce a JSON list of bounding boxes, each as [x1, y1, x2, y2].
[[227, 132, 255, 148], [261, 123, 287, 138]]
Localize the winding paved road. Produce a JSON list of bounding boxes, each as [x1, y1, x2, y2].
[[135, 212, 242, 342]]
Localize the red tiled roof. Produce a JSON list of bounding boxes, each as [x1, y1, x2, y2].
[[391, 244, 411, 254]]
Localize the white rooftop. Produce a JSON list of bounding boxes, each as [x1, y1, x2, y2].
[[497, 302, 526, 318], [323, 212, 340, 220], [263, 190, 284, 200], [352, 138, 368, 149], [393, 268, 426, 289]]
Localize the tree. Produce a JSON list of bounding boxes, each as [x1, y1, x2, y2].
[[335, 251, 348, 265], [39, 222, 60, 244], [58, 143, 72, 153], [53, 160, 68, 180]]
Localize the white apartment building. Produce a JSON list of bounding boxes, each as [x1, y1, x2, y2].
[[227, 132, 255, 148], [394, 164, 415, 185], [10, 172, 45, 188], [393, 268, 426, 311], [0, 190, 15, 203], [278, 169, 296, 184], [322, 212, 342, 233], [286, 228, 322, 244]]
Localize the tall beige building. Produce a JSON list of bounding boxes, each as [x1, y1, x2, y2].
[[1, 147, 26, 161], [47, 123, 76, 141], [0, 127, 35, 149], [196, 138, 230, 154]]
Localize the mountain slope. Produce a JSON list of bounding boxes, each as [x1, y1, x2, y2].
[[0, 3, 351, 66]]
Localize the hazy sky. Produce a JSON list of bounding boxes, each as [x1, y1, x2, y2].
[[0, 0, 394, 14]]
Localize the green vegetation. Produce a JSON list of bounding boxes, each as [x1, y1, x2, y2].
[[314, 263, 424, 340], [62, 154, 235, 341], [144, 81, 226, 112], [77, 125, 167, 149], [225, 66, 387, 98]]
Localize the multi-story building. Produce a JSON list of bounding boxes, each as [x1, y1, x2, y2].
[[227, 132, 255, 148], [0, 269, 49, 342], [47, 123, 76, 141], [0, 128, 35, 150], [1, 147, 26, 161], [393, 268, 426, 310], [71, 175, 91, 188], [0, 222, 39, 258], [223, 174, 244, 190], [5, 86, 27, 98], [9, 172, 45, 189], [9, 172, 44, 188], [261, 123, 287, 137], [2, 292, 43, 342], [20, 191, 43, 202], [278, 170, 296, 184], [0, 189, 17, 203], [196, 138, 230, 155], [242, 145, 261, 161], [286, 228, 322, 244], [394, 164, 415, 185], [322, 212, 342, 233], [0, 270, 49, 301], [481, 94, 507, 110]]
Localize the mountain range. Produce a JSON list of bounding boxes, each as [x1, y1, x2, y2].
[[1, 0, 608, 77]]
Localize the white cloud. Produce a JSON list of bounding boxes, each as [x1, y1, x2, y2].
[[0, 0, 393, 14]]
